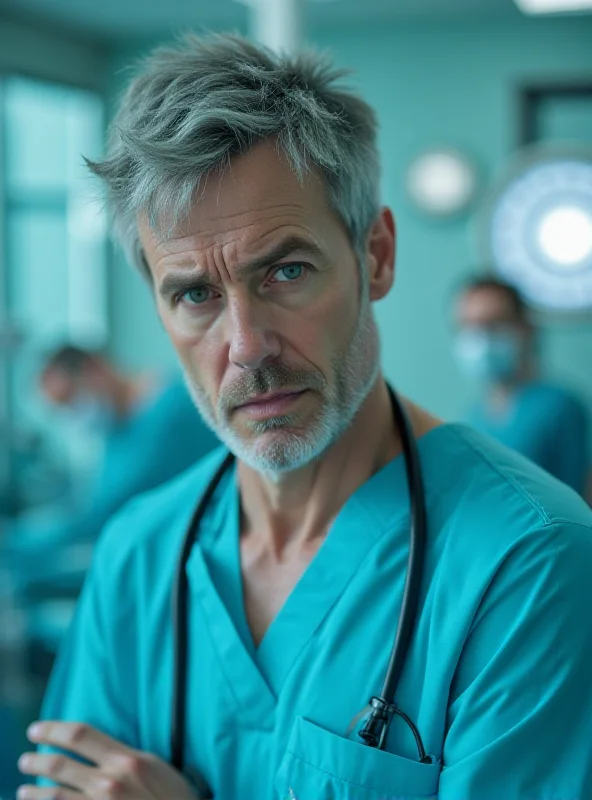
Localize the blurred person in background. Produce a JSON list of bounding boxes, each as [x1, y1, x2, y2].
[[38, 345, 221, 532], [453, 276, 590, 497], [5, 345, 219, 583]]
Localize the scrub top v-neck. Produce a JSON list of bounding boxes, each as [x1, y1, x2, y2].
[[198, 453, 412, 702]]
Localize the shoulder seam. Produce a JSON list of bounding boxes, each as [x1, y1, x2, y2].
[[449, 426, 551, 526], [540, 519, 592, 534]]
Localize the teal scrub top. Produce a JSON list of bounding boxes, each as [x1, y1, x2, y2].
[[40, 424, 592, 799], [468, 381, 590, 495]]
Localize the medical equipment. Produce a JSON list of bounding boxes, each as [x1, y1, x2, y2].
[[170, 385, 431, 774]]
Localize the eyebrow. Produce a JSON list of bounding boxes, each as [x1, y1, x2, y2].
[[158, 235, 326, 299]]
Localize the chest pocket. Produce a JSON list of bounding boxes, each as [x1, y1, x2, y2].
[[275, 716, 441, 799]]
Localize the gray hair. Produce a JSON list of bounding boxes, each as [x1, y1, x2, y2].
[[88, 33, 381, 280]]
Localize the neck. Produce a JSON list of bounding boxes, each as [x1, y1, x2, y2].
[[237, 377, 439, 554], [488, 360, 537, 406]]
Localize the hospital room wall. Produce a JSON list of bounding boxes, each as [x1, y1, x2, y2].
[[106, 15, 592, 422], [0, 16, 106, 91]]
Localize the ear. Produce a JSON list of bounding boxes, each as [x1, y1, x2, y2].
[[365, 207, 396, 302]]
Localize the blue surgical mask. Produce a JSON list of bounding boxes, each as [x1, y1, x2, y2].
[[454, 328, 522, 384], [66, 393, 116, 437]]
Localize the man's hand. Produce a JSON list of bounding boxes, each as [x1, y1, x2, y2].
[[17, 721, 203, 799]]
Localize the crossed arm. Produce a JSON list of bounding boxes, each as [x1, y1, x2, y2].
[[18, 721, 202, 800]]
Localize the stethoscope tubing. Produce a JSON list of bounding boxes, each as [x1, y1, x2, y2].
[[170, 386, 427, 772]]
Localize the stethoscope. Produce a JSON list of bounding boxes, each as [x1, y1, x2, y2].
[[170, 384, 433, 776]]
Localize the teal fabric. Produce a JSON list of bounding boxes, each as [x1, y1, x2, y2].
[[39, 426, 592, 799], [468, 381, 590, 495]]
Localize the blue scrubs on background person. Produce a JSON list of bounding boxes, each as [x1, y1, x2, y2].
[[71, 377, 220, 543], [454, 276, 591, 496], [39, 426, 592, 799], [468, 381, 589, 495]]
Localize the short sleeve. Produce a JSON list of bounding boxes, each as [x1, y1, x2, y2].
[[439, 521, 592, 798]]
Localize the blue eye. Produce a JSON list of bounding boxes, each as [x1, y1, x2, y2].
[[274, 264, 305, 282], [181, 287, 210, 306]]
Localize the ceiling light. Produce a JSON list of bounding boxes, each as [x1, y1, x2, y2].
[[406, 150, 478, 216], [515, 0, 592, 14], [483, 153, 592, 312], [537, 206, 592, 266]]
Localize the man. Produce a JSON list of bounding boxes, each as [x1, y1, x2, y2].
[[453, 276, 590, 495], [6, 346, 219, 590], [17, 34, 592, 799], [38, 345, 220, 539]]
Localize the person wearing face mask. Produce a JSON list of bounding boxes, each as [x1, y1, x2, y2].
[[40, 346, 221, 514], [453, 276, 590, 496], [4, 345, 219, 595]]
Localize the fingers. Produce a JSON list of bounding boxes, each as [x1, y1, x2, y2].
[[18, 752, 95, 790], [19, 722, 200, 800], [17, 752, 133, 800], [17, 785, 83, 800], [27, 722, 133, 766]]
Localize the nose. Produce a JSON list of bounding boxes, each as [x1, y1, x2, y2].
[[226, 295, 281, 371]]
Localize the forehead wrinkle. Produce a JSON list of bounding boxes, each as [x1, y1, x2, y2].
[[212, 239, 239, 286], [156, 223, 327, 299], [158, 206, 305, 252], [152, 232, 239, 280], [148, 186, 330, 288], [150, 187, 316, 245], [173, 190, 312, 232], [157, 215, 320, 275], [203, 225, 322, 287]]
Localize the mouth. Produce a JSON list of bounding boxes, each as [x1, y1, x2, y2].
[[235, 389, 308, 418]]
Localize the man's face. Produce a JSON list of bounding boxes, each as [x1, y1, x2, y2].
[[41, 366, 117, 436], [140, 140, 388, 473], [454, 286, 528, 385], [41, 368, 78, 407], [456, 286, 522, 333]]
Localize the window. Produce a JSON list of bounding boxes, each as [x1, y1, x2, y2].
[[0, 77, 106, 512]]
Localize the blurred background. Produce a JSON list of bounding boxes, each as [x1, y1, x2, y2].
[[0, 0, 591, 794]]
